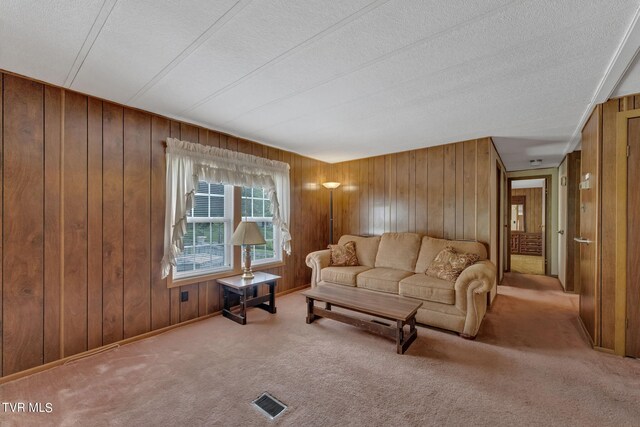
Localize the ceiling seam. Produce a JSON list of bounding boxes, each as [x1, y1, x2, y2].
[[126, 0, 254, 105], [563, 3, 640, 155], [250, 51, 604, 143], [63, 0, 119, 88], [180, 0, 392, 115], [237, 15, 608, 137], [216, 0, 524, 128]]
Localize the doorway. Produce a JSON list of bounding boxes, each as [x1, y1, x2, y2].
[[507, 176, 551, 276]]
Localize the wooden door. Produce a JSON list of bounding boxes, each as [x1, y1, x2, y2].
[[626, 117, 640, 357], [579, 108, 600, 344]]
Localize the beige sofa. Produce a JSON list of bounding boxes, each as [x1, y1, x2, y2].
[[305, 233, 496, 338]]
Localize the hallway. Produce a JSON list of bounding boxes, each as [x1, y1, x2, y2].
[[510, 255, 545, 275]]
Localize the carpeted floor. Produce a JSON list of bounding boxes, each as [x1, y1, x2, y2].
[[511, 255, 545, 275], [1, 273, 639, 426]]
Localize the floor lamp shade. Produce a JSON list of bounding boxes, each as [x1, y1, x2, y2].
[[231, 221, 266, 280]]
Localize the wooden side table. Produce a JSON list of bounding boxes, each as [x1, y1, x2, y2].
[[217, 272, 280, 325]]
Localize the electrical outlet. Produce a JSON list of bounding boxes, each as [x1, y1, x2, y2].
[[181, 291, 188, 302]]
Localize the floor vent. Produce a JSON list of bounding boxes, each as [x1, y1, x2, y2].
[[252, 392, 287, 420]]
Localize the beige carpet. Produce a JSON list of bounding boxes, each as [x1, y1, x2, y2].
[[511, 255, 545, 275], [1, 274, 639, 426]]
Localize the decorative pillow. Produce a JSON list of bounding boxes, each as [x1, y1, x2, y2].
[[425, 246, 479, 282], [328, 241, 359, 266]]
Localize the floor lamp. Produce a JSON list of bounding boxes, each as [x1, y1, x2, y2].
[[322, 182, 341, 245]]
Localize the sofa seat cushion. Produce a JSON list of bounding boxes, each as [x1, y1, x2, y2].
[[399, 274, 455, 305], [321, 266, 372, 287], [356, 268, 414, 294]]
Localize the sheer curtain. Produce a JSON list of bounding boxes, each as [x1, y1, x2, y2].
[[161, 137, 291, 278]]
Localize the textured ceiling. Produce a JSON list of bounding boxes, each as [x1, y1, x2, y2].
[[2, 0, 639, 170]]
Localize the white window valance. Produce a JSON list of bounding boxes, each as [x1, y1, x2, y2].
[[161, 137, 291, 278]]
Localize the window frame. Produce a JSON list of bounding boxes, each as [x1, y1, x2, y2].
[[171, 184, 235, 281], [241, 187, 282, 266], [168, 186, 284, 288]]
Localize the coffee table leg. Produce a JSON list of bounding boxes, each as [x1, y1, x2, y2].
[[398, 317, 418, 354], [306, 297, 316, 324]]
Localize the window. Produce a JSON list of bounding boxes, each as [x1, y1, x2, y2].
[[241, 187, 281, 265], [174, 182, 233, 278]]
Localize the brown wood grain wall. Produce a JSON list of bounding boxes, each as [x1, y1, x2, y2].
[[596, 95, 640, 350], [579, 106, 601, 345], [328, 137, 494, 259], [511, 188, 544, 233], [0, 72, 329, 377]]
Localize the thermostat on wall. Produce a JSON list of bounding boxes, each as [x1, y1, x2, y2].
[[579, 173, 591, 190]]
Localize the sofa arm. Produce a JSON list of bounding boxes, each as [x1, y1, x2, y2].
[[454, 260, 496, 295], [305, 249, 331, 287], [454, 260, 496, 337]]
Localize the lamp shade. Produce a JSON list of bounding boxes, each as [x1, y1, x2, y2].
[[322, 182, 341, 189], [231, 221, 266, 246]]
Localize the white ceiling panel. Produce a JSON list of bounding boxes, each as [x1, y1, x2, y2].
[[186, 0, 512, 125], [0, 0, 105, 85], [133, 0, 375, 116], [220, 2, 617, 140], [71, 0, 240, 103], [2, 0, 639, 170]]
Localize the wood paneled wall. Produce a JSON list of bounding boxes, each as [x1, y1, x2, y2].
[[0, 72, 329, 377], [593, 95, 640, 351], [511, 188, 543, 233], [579, 94, 640, 352], [328, 138, 499, 298]]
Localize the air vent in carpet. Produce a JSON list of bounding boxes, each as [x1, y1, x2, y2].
[[252, 392, 287, 420]]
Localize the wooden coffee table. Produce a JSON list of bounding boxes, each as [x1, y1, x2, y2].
[[301, 285, 423, 354]]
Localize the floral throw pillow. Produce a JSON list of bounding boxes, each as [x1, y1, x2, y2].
[[328, 241, 359, 267], [425, 246, 479, 282]]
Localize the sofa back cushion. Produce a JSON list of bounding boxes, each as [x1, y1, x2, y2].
[[374, 232, 422, 272], [337, 235, 381, 267], [415, 236, 487, 273]]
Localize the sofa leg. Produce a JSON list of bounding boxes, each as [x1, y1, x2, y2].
[[460, 333, 476, 340]]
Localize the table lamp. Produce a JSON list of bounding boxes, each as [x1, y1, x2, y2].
[[231, 221, 266, 280]]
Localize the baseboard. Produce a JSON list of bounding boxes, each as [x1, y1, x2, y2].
[[0, 283, 311, 385], [594, 346, 616, 355], [576, 315, 595, 348]]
